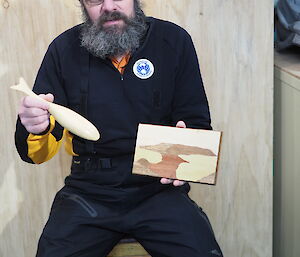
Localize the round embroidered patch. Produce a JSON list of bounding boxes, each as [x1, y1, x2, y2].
[[133, 59, 154, 79]]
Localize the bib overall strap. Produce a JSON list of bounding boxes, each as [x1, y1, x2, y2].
[[79, 46, 95, 154]]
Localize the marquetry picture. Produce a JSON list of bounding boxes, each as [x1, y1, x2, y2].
[[132, 124, 222, 184]]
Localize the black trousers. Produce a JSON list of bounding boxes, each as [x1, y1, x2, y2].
[[36, 156, 223, 257]]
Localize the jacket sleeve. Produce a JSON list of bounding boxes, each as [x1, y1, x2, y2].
[[15, 41, 67, 164], [171, 32, 212, 130]]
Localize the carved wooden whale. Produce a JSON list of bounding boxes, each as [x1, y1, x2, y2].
[[11, 77, 100, 141]]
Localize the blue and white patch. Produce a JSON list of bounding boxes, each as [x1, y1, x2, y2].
[[133, 59, 154, 79]]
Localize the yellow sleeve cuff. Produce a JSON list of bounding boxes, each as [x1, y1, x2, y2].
[[27, 116, 63, 164], [64, 130, 79, 156]]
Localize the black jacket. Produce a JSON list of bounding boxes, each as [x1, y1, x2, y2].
[[15, 17, 211, 163]]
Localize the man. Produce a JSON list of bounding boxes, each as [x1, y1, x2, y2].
[[15, 0, 223, 256]]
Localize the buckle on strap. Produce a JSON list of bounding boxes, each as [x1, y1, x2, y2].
[[72, 156, 112, 170]]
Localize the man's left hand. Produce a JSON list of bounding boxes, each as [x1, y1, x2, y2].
[[160, 120, 187, 187]]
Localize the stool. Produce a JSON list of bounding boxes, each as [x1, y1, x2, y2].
[[108, 238, 151, 257]]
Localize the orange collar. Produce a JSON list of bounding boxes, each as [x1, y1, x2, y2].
[[111, 54, 131, 74]]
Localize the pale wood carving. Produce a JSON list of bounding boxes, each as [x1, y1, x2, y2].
[[11, 78, 100, 141], [0, 0, 273, 256]]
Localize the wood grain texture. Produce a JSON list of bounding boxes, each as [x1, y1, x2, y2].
[[0, 1, 273, 257], [108, 242, 150, 257], [132, 124, 221, 183], [143, 1, 273, 256], [0, 1, 79, 257]]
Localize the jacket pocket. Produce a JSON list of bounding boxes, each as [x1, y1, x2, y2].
[[61, 192, 98, 218]]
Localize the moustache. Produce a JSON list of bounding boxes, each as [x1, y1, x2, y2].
[[97, 11, 130, 27]]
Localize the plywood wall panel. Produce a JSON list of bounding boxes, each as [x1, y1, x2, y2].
[[143, 1, 273, 257], [1, 1, 273, 257], [0, 1, 80, 257]]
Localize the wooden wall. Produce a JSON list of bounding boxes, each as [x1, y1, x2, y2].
[[0, 1, 79, 256], [0, 0, 273, 256]]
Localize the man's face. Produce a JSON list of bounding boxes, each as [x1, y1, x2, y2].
[[82, 0, 135, 29], [80, 0, 147, 59]]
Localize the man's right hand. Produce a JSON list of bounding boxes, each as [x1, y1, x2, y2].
[[18, 94, 54, 134]]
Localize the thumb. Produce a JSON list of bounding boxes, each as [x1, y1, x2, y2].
[[39, 93, 54, 103], [176, 120, 186, 128]]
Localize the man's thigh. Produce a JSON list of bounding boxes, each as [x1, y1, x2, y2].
[[36, 189, 124, 257], [129, 187, 223, 257]]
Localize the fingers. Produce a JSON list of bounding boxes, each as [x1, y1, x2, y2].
[[160, 178, 173, 184], [19, 105, 49, 118], [25, 119, 50, 135], [160, 121, 187, 187], [21, 113, 50, 126], [160, 178, 186, 187], [176, 120, 186, 128], [173, 180, 186, 186], [18, 94, 53, 134], [40, 93, 54, 103], [22, 96, 49, 110]]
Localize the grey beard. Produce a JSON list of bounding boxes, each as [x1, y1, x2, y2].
[[80, 7, 148, 59]]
